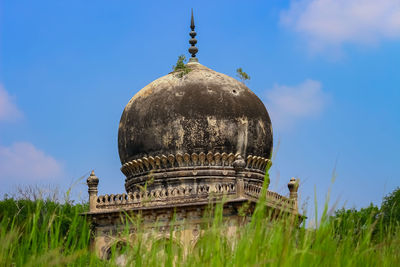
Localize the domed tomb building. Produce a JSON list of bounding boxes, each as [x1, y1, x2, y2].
[[86, 12, 301, 258]]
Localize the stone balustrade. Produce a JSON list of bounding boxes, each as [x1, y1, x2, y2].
[[243, 182, 295, 210], [94, 182, 236, 211], [90, 179, 296, 213]]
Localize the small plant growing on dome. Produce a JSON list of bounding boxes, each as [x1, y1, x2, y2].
[[173, 55, 192, 77], [236, 67, 250, 83]]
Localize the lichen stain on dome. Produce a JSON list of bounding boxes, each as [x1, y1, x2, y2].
[[206, 116, 219, 143], [127, 78, 165, 105], [236, 116, 249, 156], [258, 119, 267, 135], [161, 119, 185, 150]]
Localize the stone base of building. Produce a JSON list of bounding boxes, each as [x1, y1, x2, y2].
[[85, 172, 301, 260]]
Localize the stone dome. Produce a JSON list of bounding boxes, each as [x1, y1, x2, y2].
[[118, 61, 273, 192], [118, 61, 273, 164]]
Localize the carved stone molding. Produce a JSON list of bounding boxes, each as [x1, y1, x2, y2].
[[121, 152, 271, 177]]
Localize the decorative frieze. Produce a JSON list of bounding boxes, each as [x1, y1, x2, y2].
[[121, 152, 271, 177]]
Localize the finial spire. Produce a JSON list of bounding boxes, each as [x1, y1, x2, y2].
[[188, 9, 198, 60], [191, 8, 195, 30]]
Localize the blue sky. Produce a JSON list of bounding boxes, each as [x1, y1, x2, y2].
[[1, 0, 399, 218]]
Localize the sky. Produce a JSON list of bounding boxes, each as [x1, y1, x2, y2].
[[0, 0, 399, 219]]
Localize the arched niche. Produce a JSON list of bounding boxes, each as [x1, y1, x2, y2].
[[106, 240, 132, 265], [191, 232, 233, 261], [149, 237, 183, 264]]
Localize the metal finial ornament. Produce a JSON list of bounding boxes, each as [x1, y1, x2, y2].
[[188, 9, 198, 59]]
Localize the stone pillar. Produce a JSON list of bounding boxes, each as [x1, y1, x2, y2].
[[233, 155, 246, 198], [287, 177, 299, 212], [87, 170, 99, 212]]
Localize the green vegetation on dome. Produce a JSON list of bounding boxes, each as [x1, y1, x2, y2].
[[172, 55, 192, 78], [236, 67, 250, 83]]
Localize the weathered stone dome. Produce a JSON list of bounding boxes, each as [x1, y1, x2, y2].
[[118, 61, 273, 192]]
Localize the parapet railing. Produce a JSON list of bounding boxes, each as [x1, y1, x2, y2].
[[94, 182, 236, 210], [90, 180, 296, 213], [244, 182, 296, 211]]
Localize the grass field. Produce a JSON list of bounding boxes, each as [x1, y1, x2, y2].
[[1, 183, 399, 267]]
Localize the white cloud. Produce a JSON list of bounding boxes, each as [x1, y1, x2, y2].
[[281, 0, 400, 49], [0, 85, 22, 122], [0, 142, 63, 181], [264, 79, 329, 129]]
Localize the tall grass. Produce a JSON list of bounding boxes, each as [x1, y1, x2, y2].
[[0, 198, 102, 266], [0, 185, 399, 266]]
